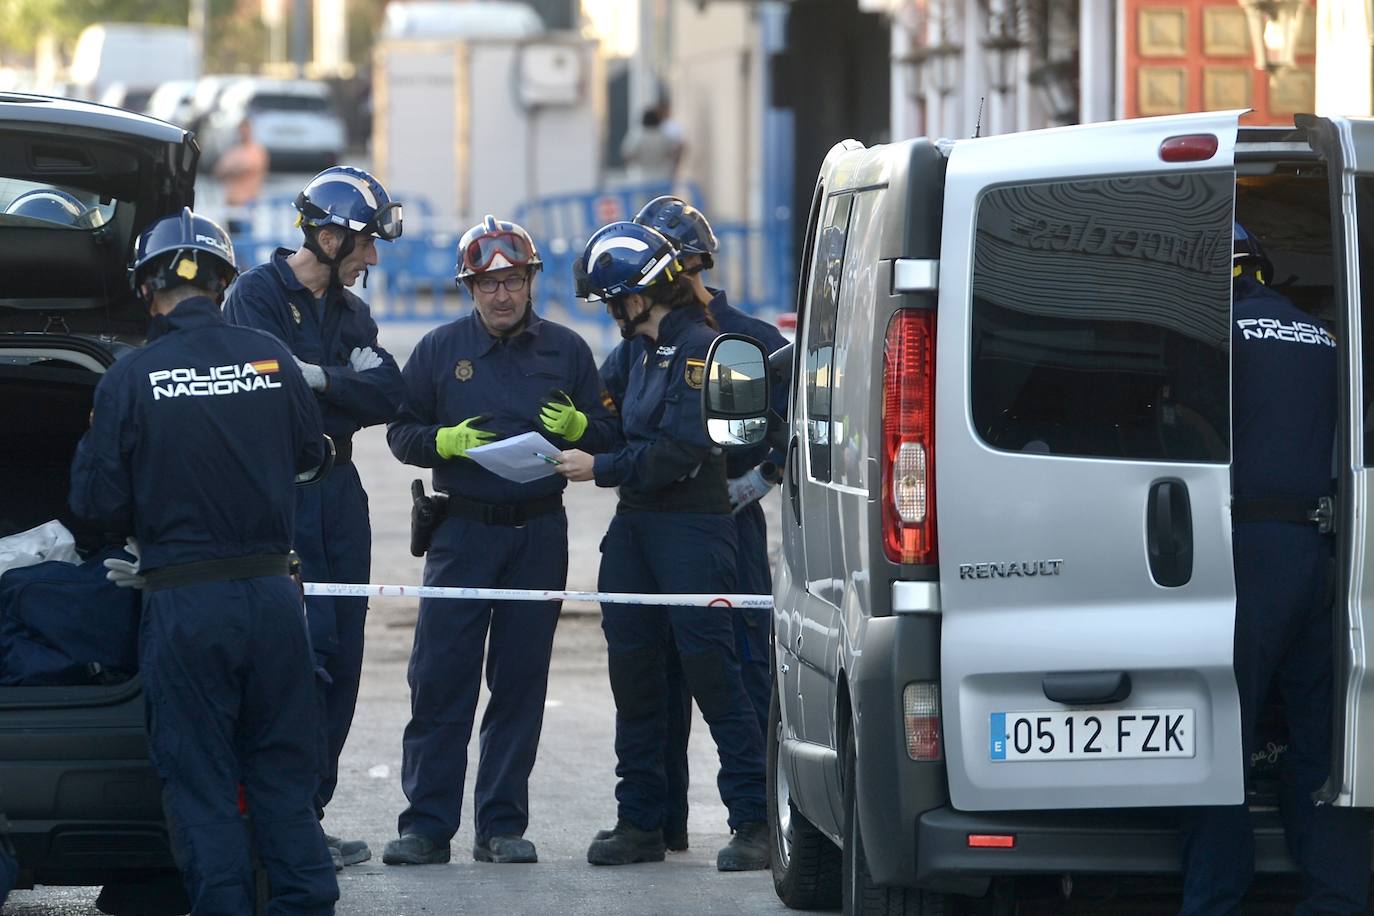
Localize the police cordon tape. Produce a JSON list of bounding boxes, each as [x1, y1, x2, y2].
[[303, 582, 774, 609]]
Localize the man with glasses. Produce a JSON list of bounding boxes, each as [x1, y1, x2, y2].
[[223, 166, 406, 871], [382, 215, 616, 866]]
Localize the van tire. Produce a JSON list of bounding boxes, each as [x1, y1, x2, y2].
[[767, 680, 841, 909], [842, 729, 949, 916]]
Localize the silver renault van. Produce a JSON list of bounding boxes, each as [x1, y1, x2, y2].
[[702, 111, 1374, 914]]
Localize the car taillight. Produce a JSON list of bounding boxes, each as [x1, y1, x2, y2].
[[903, 682, 942, 761], [882, 310, 936, 565]]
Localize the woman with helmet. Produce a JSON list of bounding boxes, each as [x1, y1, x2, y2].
[[609, 195, 788, 852], [382, 215, 617, 868], [70, 208, 337, 913], [223, 165, 406, 869], [556, 221, 770, 872]]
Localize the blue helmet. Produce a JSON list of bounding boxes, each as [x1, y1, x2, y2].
[[5, 188, 97, 228], [130, 207, 237, 297], [579, 221, 681, 301], [294, 166, 403, 241], [633, 195, 718, 258], [1233, 221, 1273, 284]]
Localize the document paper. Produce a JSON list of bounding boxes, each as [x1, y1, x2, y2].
[[465, 431, 563, 484]]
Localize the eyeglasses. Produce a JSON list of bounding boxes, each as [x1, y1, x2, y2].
[[472, 273, 530, 294]]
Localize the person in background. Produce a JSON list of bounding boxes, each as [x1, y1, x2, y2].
[[69, 209, 335, 914], [222, 166, 405, 871], [212, 117, 269, 237], [620, 105, 684, 185], [558, 220, 769, 872], [382, 216, 615, 867]]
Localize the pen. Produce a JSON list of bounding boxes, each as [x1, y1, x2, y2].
[[533, 451, 562, 466]]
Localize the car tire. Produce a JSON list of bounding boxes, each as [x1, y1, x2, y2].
[[767, 678, 841, 910], [841, 729, 951, 916]]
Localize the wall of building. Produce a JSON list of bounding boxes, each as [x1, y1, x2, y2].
[[1315, 0, 1372, 116]]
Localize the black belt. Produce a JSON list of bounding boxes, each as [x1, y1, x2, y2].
[[143, 554, 295, 593], [333, 438, 352, 465], [1232, 496, 1333, 531], [443, 493, 563, 527]]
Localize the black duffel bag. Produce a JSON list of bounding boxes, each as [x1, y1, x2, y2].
[[0, 548, 140, 686]]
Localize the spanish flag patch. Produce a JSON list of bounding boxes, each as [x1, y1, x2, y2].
[[684, 358, 706, 390], [250, 359, 280, 375]]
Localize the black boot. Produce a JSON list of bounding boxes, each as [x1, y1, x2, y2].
[[586, 820, 667, 866], [716, 822, 769, 871]]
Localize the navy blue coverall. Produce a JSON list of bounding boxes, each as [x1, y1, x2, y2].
[[1179, 276, 1370, 915], [600, 289, 784, 837], [386, 309, 615, 846], [69, 297, 336, 915], [223, 249, 404, 817], [593, 303, 766, 834]]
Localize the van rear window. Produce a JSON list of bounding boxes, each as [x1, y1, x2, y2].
[[970, 172, 1232, 462]]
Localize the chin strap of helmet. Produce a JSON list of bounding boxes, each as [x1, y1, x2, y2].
[[609, 297, 652, 340], [302, 224, 357, 290]]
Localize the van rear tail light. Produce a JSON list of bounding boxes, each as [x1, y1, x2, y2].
[[903, 682, 942, 761], [882, 310, 937, 565], [1159, 134, 1219, 162], [967, 834, 1016, 849]]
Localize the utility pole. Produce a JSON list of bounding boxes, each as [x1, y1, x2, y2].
[[189, 0, 208, 72], [291, 0, 311, 72]]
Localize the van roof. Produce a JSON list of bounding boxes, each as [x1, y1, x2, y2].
[[0, 92, 186, 144]]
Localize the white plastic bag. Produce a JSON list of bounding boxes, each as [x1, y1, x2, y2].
[[0, 520, 80, 576]]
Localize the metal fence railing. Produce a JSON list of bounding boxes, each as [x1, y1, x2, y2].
[[225, 182, 794, 327]]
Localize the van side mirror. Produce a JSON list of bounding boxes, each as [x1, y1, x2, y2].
[[702, 334, 771, 447], [295, 434, 335, 486]]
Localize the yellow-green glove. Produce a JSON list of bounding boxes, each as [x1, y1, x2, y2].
[[539, 389, 588, 443], [435, 414, 495, 460]]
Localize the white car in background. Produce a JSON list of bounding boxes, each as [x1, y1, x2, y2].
[[200, 78, 345, 173], [143, 79, 197, 127]]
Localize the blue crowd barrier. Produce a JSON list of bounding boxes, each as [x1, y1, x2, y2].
[[226, 182, 794, 327]]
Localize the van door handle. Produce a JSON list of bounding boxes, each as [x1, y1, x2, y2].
[[1146, 478, 1193, 588], [786, 436, 801, 526], [1042, 671, 1132, 705]]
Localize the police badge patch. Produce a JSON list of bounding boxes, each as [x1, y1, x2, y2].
[[684, 358, 706, 390], [290, 304, 303, 326], [455, 359, 474, 382]]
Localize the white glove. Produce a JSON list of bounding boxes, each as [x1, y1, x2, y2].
[[348, 346, 383, 372], [293, 356, 328, 392], [103, 538, 145, 590], [728, 467, 774, 514]]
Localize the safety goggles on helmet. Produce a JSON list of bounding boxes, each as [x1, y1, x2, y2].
[[463, 230, 537, 276], [294, 192, 404, 241]]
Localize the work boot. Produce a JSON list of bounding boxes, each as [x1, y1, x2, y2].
[[473, 835, 538, 864], [663, 820, 689, 852], [382, 833, 451, 865], [716, 822, 769, 871], [586, 820, 666, 866], [329, 846, 343, 872], [324, 833, 372, 866]]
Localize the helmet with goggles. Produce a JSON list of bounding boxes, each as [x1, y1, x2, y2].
[[5, 188, 99, 228], [578, 221, 681, 302], [129, 207, 237, 299], [633, 196, 718, 265], [456, 215, 543, 282], [294, 166, 403, 242]]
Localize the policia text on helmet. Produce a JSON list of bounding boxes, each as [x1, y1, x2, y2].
[[293, 166, 403, 291]]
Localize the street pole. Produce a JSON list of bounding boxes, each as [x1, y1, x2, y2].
[[189, 0, 207, 73], [291, 0, 310, 73]]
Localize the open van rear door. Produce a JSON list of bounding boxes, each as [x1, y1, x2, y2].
[[1304, 115, 1374, 807], [936, 111, 1244, 811]]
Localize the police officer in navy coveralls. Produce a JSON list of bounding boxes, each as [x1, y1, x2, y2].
[[599, 197, 786, 851], [558, 221, 769, 871], [1178, 223, 1370, 915], [69, 210, 336, 914], [223, 167, 405, 868], [382, 216, 616, 867]]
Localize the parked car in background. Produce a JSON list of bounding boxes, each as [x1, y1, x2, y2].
[[199, 78, 344, 173], [68, 24, 197, 103], [143, 79, 197, 127], [185, 73, 247, 146], [96, 82, 156, 114]]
